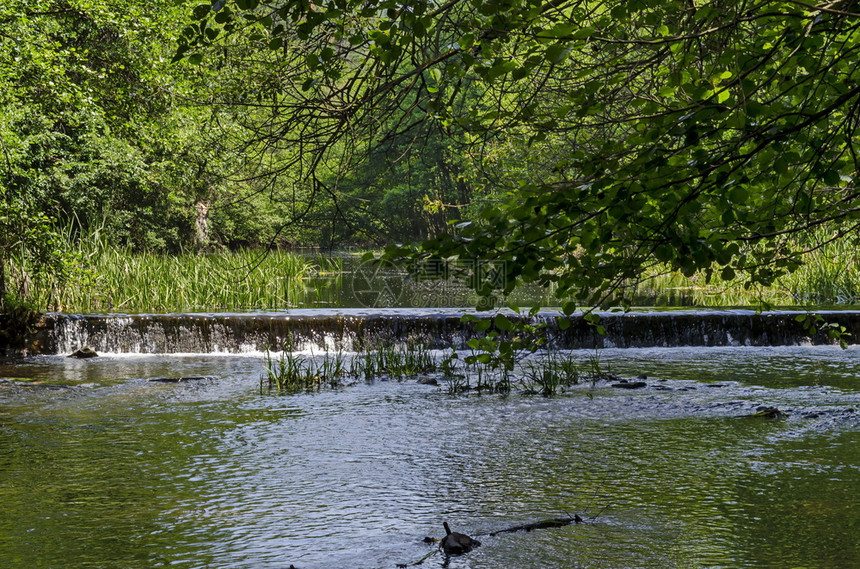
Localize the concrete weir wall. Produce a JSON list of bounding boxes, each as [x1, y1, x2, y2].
[[23, 309, 860, 356]]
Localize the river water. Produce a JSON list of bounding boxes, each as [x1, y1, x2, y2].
[[1, 343, 857, 569]]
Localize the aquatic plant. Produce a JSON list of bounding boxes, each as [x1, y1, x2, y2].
[[585, 348, 613, 382], [261, 343, 347, 393], [518, 352, 581, 396], [263, 338, 443, 394], [70, 247, 325, 313], [20, 222, 341, 313], [259, 337, 624, 397]]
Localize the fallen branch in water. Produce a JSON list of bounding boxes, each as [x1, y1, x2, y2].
[[397, 513, 589, 567], [486, 514, 583, 536], [395, 548, 437, 567]]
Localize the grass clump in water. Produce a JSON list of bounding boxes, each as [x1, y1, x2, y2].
[[260, 336, 619, 397], [261, 344, 346, 392], [261, 338, 437, 394], [518, 351, 582, 396]]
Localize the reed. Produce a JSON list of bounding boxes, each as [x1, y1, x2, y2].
[[261, 345, 347, 392], [624, 231, 860, 308], [53, 237, 337, 313], [518, 352, 582, 395], [780, 237, 860, 305], [263, 339, 442, 393], [260, 338, 618, 397]]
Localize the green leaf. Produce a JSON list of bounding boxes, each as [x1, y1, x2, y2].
[[544, 43, 571, 65], [458, 33, 475, 50], [571, 27, 595, 40], [192, 4, 210, 20], [822, 170, 841, 186], [539, 23, 574, 38], [728, 186, 748, 204], [654, 244, 674, 262], [494, 313, 513, 331]]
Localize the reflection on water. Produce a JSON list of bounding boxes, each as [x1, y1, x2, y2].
[[299, 253, 556, 309], [0, 347, 857, 568], [297, 252, 860, 310]]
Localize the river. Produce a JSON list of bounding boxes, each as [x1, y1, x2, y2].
[[1, 338, 857, 568]]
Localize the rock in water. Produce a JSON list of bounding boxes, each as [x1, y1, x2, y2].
[[68, 346, 98, 359], [440, 522, 480, 555], [747, 406, 787, 419], [611, 380, 647, 389], [149, 376, 211, 383]]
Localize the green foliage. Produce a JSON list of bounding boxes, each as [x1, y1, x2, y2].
[[321, 129, 472, 245], [0, 194, 79, 310], [518, 351, 582, 396], [794, 312, 851, 349], [0, 0, 342, 310], [260, 333, 614, 396], [7, 0, 860, 315], [0, 1, 186, 239], [174, 0, 860, 313]]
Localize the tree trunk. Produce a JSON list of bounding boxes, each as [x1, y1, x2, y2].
[[0, 259, 6, 311], [194, 201, 211, 250]]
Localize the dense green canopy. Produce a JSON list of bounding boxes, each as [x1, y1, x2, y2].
[[180, 0, 860, 309]]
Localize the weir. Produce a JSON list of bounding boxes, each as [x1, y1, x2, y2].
[[24, 309, 860, 355]]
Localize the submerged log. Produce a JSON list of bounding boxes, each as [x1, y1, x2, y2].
[[439, 522, 480, 555], [400, 515, 586, 567], [489, 514, 583, 536]]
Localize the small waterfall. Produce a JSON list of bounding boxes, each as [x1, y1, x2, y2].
[[35, 311, 471, 355], [23, 309, 860, 356]]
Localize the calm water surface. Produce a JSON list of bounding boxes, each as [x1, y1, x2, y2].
[[1, 346, 858, 568]]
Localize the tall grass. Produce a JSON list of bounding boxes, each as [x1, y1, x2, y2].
[[780, 237, 860, 305], [9, 220, 860, 313], [620, 234, 860, 308], [261, 339, 434, 393], [66, 247, 320, 313], [39, 226, 339, 313], [262, 344, 347, 392]]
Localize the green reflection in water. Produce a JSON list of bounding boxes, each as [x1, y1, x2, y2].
[[0, 399, 225, 568], [0, 353, 857, 569]]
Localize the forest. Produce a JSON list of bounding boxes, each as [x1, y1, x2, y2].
[[2, 0, 860, 312]]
